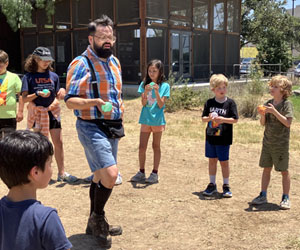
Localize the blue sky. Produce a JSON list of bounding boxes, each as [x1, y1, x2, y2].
[[284, 0, 300, 10]]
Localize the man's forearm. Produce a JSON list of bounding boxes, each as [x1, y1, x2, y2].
[[66, 97, 104, 110]]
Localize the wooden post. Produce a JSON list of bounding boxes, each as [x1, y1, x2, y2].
[[139, 0, 147, 80]]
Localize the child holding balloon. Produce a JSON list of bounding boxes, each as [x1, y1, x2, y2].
[[21, 47, 77, 183], [130, 59, 170, 184], [201, 74, 238, 198]]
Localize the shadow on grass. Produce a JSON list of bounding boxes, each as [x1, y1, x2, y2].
[[68, 233, 111, 250], [192, 191, 223, 200], [244, 202, 281, 212]]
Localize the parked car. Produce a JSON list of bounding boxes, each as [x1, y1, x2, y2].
[[294, 63, 300, 77], [293, 60, 300, 66], [240, 57, 255, 74]]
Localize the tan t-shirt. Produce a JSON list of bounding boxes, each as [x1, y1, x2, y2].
[[262, 99, 293, 150]]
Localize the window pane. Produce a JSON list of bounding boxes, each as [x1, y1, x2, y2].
[[73, 30, 89, 57], [55, 0, 71, 30], [193, 0, 208, 29], [56, 32, 71, 76], [171, 33, 180, 75], [211, 33, 225, 74], [213, 0, 225, 31], [147, 28, 168, 68], [94, 0, 113, 20], [226, 35, 240, 77], [116, 0, 139, 24], [146, 0, 168, 24], [170, 20, 191, 27], [23, 35, 37, 59], [170, 0, 192, 18], [73, 0, 91, 28], [117, 27, 140, 82], [36, 9, 53, 31], [193, 32, 210, 80], [227, 0, 239, 33]]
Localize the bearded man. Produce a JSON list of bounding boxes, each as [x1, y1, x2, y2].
[[65, 15, 124, 248]]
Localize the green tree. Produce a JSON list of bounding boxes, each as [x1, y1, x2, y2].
[[0, 0, 55, 32], [241, 0, 299, 72]]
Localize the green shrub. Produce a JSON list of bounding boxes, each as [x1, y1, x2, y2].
[[232, 67, 267, 118], [246, 64, 266, 95], [165, 73, 211, 112], [165, 70, 268, 118]]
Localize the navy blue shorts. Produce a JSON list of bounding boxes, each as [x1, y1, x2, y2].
[[205, 141, 230, 161]]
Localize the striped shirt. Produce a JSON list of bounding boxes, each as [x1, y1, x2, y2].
[[65, 46, 124, 120]]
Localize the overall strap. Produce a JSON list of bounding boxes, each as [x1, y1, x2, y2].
[[83, 55, 101, 117]]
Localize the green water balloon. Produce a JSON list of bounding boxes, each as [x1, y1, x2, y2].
[[102, 102, 112, 112]]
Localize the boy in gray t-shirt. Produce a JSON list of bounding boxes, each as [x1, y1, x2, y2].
[[251, 75, 293, 209]]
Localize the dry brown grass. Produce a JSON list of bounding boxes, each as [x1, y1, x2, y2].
[[1, 98, 300, 250]]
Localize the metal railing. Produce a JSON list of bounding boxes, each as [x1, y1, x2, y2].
[[232, 63, 282, 83]]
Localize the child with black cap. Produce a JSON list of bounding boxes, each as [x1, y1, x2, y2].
[[21, 47, 78, 183]]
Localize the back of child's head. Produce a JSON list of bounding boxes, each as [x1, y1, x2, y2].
[[268, 75, 292, 99], [0, 50, 9, 64], [209, 74, 228, 90], [144, 59, 166, 86], [0, 130, 54, 189]]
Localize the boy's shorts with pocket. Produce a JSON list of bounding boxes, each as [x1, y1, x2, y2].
[[141, 124, 165, 133], [259, 146, 289, 171]]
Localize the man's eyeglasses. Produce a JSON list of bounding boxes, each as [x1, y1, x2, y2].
[[93, 34, 116, 42]]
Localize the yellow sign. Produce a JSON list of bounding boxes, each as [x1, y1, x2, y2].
[[240, 47, 258, 58]]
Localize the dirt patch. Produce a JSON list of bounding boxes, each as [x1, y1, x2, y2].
[[1, 99, 300, 250]]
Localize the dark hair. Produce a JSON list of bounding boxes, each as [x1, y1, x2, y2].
[[88, 15, 114, 36], [0, 130, 54, 189], [24, 54, 53, 73], [0, 50, 8, 64], [143, 59, 166, 87]]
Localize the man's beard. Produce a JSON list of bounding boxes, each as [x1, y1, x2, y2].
[[93, 41, 113, 58]]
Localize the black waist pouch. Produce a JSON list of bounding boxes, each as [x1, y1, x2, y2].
[[97, 119, 125, 139]]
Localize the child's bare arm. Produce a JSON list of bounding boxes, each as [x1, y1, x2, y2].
[[153, 84, 165, 108], [141, 85, 151, 106], [260, 114, 266, 126], [16, 94, 24, 122], [266, 103, 292, 128], [141, 92, 147, 106], [202, 116, 211, 123], [214, 116, 238, 124]]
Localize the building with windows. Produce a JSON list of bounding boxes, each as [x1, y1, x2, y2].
[[18, 0, 241, 83]]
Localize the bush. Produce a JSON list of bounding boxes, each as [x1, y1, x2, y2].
[[233, 67, 267, 118], [165, 70, 267, 118], [165, 73, 211, 112]]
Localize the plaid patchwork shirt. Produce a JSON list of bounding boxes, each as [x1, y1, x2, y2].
[[65, 46, 124, 120]]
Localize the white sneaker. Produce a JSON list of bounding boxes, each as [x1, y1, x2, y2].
[[130, 171, 146, 182], [280, 197, 290, 210], [115, 172, 122, 185], [145, 173, 159, 184]]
